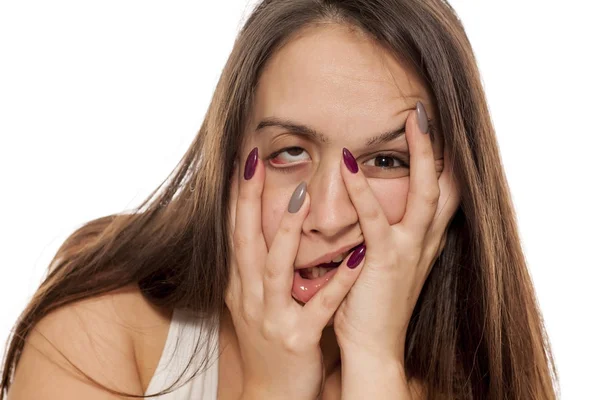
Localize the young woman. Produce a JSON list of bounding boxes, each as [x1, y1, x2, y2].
[[1, 0, 558, 399]]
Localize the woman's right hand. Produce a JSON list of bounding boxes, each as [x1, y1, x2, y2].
[[225, 147, 363, 400]]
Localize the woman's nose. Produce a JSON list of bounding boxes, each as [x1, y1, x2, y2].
[[302, 165, 358, 238]]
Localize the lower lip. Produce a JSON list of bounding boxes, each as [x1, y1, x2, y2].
[[292, 266, 339, 303]]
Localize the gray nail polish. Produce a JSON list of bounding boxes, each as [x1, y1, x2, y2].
[[288, 182, 307, 213], [416, 101, 429, 134]]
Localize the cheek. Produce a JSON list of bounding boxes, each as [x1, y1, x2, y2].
[[367, 178, 410, 224]]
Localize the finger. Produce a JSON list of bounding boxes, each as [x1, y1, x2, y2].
[[430, 141, 461, 239], [225, 256, 242, 310], [340, 148, 392, 254], [226, 161, 241, 310], [303, 244, 366, 328], [234, 147, 267, 292], [263, 182, 310, 314], [228, 162, 239, 248], [401, 102, 440, 239]]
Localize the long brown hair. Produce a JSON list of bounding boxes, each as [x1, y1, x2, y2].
[[1, 0, 558, 398]]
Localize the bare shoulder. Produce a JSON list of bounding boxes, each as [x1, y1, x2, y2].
[[8, 283, 172, 399], [121, 284, 174, 391]]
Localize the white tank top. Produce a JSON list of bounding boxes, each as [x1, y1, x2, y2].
[[144, 308, 219, 399]]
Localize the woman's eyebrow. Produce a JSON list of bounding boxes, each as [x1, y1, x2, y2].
[[255, 116, 412, 146], [256, 117, 330, 144]]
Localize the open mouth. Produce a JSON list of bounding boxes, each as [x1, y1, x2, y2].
[[292, 243, 362, 303], [297, 248, 352, 279]]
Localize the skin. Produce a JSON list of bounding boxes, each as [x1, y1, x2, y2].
[[5, 23, 460, 400], [221, 24, 459, 399], [253, 25, 444, 245]]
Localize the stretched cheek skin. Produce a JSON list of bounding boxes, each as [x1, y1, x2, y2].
[[368, 179, 409, 225]]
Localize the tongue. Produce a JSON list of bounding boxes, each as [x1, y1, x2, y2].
[[292, 267, 340, 303]]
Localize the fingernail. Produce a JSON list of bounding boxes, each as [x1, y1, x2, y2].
[[288, 181, 307, 213], [347, 244, 366, 269], [416, 101, 429, 134], [342, 148, 358, 174], [244, 147, 258, 180]]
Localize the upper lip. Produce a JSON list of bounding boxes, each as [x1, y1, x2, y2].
[[295, 241, 363, 270]]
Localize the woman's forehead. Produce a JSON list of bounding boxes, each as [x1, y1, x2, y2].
[[250, 25, 432, 139]]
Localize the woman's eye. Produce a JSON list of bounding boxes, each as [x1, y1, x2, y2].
[[268, 147, 310, 165], [364, 154, 408, 169]]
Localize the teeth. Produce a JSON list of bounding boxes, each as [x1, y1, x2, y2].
[[332, 250, 350, 263], [311, 267, 319, 278], [304, 266, 335, 279]]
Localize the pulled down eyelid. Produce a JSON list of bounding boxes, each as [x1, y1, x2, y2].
[[255, 116, 434, 147]]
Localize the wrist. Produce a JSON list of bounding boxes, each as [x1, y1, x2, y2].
[[339, 346, 413, 400], [339, 340, 406, 368]]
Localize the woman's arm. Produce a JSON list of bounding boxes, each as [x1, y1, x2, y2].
[[339, 346, 420, 400]]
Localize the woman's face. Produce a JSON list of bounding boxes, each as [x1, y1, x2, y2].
[[240, 25, 444, 302]]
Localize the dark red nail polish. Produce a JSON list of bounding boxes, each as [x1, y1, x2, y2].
[[342, 148, 358, 174], [244, 147, 258, 180], [347, 244, 366, 269]]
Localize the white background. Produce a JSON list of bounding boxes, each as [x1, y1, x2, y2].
[[1, 1, 598, 397]]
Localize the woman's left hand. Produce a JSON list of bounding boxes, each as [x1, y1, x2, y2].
[[333, 102, 461, 365]]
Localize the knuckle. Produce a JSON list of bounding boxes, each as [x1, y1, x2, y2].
[[278, 222, 293, 236], [363, 205, 380, 222], [404, 249, 421, 266], [282, 332, 308, 353], [319, 288, 339, 311], [353, 180, 368, 196], [237, 187, 254, 202], [263, 262, 282, 281], [241, 302, 260, 324], [422, 187, 440, 205], [301, 330, 321, 347], [260, 319, 281, 340], [331, 270, 351, 289]]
